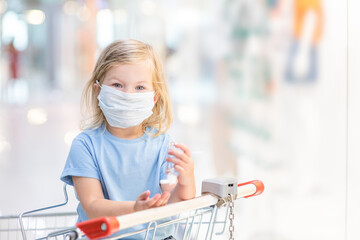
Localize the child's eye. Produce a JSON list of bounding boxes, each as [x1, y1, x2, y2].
[[136, 86, 145, 90], [113, 83, 122, 88]]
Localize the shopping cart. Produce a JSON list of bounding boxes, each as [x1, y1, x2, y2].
[[0, 184, 77, 240], [2, 177, 264, 240]]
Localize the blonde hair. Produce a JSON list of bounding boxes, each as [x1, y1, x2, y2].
[[80, 39, 173, 137]]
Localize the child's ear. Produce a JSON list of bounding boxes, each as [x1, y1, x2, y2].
[[154, 92, 159, 103], [93, 82, 101, 95]]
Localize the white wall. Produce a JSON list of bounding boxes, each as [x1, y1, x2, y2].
[[347, 0, 360, 239]]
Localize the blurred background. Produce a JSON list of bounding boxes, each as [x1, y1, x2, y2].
[[1, 0, 360, 239]]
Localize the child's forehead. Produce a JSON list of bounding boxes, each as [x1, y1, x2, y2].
[[109, 60, 152, 72], [104, 62, 154, 82], [108, 62, 151, 72]]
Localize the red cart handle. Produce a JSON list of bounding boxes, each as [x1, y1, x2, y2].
[[76, 216, 119, 239], [238, 180, 264, 198]]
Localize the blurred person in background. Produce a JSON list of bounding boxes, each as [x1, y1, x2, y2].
[[285, 0, 323, 83], [7, 38, 19, 82], [2, 37, 28, 104], [3, 38, 20, 103]]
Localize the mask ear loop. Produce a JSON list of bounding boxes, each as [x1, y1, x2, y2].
[[96, 80, 102, 88]]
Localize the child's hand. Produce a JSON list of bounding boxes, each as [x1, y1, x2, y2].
[[134, 190, 170, 211], [167, 143, 195, 187]]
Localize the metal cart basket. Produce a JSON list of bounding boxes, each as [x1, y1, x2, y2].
[[0, 184, 77, 240], [1, 177, 264, 240]]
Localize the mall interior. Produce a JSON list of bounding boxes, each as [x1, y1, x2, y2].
[[0, 0, 360, 239]]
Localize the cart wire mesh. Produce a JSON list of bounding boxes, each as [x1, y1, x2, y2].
[[0, 212, 78, 240], [0, 184, 77, 240], [1, 179, 264, 240], [90, 205, 230, 240]]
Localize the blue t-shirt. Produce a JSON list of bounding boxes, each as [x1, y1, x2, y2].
[[60, 125, 173, 239]]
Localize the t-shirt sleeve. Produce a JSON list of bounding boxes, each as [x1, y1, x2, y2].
[[60, 135, 100, 186]]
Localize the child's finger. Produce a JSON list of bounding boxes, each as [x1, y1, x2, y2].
[[137, 190, 150, 201], [151, 198, 167, 208], [167, 153, 189, 166], [167, 156, 189, 170], [167, 149, 187, 161], [174, 165, 185, 174], [146, 194, 161, 207], [167, 158, 188, 172], [166, 156, 180, 164], [174, 143, 191, 157], [154, 193, 170, 207], [150, 192, 169, 207], [162, 193, 171, 205]]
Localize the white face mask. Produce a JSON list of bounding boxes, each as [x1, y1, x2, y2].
[[96, 81, 155, 128]]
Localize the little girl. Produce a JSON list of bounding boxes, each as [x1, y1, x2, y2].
[[60, 39, 196, 239]]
